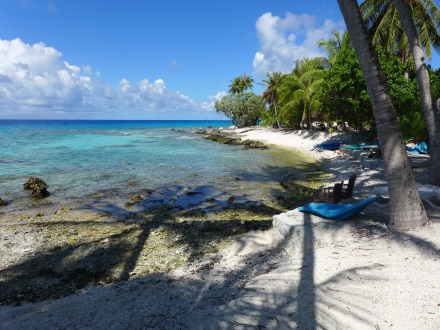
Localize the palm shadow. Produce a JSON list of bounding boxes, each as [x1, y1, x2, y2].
[[1, 199, 439, 329]]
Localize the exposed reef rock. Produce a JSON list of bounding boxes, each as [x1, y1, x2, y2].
[[23, 177, 50, 198], [204, 133, 268, 149]]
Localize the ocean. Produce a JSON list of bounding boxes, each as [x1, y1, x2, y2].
[[0, 120, 315, 220]]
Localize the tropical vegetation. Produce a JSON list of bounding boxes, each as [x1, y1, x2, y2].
[[215, 92, 265, 127], [214, 0, 440, 228]]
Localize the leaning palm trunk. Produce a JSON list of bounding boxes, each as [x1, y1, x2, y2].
[[274, 104, 280, 128], [337, 0, 428, 229], [394, 0, 440, 186]]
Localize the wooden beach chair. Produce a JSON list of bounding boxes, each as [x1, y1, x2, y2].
[[313, 183, 342, 204], [341, 174, 356, 199]]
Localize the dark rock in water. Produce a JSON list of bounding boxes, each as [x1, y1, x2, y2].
[[130, 194, 143, 202], [186, 191, 201, 196], [195, 128, 207, 134], [23, 177, 49, 198], [32, 186, 50, 198], [23, 177, 47, 190], [204, 134, 268, 149], [0, 198, 7, 206], [204, 135, 241, 145], [209, 129, 221, 136], [242, 139, 268, 149]]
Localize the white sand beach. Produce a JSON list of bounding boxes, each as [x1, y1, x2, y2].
[[1, 127, 439, 329]]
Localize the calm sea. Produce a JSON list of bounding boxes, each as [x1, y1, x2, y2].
[[0, 120, 313, 219]]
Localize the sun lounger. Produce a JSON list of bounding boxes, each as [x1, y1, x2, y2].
[[315, 142, 341, 150], [298, 196, 381, 220], [369, 185, 440, 210]]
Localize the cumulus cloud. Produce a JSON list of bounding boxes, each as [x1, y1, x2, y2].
[[253, 12, 344, 76], [200, 91, 227, 111], [0, 38, 201, 117]]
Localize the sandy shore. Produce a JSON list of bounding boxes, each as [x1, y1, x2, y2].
[[1, 127, 439, 329]]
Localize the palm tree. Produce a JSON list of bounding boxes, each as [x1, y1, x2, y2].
[[337, 0, 428, 229], [279, 58, 327, 129], [393, 0, 440, 185], [260, 71, 285, 128], [361, 0, 440, 185], [318, 30, 351, 65], [360, 0, 440, 60], [228, 73, 254, 94], [241, 73, 254, 92], [228, 77, 243, 94]]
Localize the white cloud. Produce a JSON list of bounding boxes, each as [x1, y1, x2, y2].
[[200, 91, 227, 111], [0, 38, 203, 117], [253, 12, 344, 76]]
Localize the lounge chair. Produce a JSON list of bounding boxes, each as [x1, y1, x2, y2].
[[369, 185, 440, 210], [298, 196, 381, 220], [313, 183, 342, 204], [315, 142, 341, 151]]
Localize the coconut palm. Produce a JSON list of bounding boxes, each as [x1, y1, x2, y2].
[[337, 0, 428, 229], [318, 30, 351, 65], [241, 73, 254, 92], [260, 71, 285, 128], [361, 0, 440, 185], [392, 0, 440, 185], [228, 73, 254, 94], [228, 77, 243, 94], [279, 58, 327, 129], [360, 0, 440, 60]]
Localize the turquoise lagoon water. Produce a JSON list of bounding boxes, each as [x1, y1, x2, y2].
[[0, 120, 312, 218]]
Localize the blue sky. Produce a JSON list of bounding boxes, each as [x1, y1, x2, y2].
[[0, 0, 439, 120]]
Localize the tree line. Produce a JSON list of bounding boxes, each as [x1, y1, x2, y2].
[[216, 0, 440, 229]]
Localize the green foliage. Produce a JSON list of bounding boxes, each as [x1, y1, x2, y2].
[[376, 47, 426, 139], [259, 109, 277, 127], [429, 65, 440, 101], [228, 73, 254, 94], [279, 58, 326, 128], [260, 71, 285, 127], [361, 0, 440, 61], [215, 92, 265, 127], [318, 44, 372, 130], [318, 37, 425, 137]]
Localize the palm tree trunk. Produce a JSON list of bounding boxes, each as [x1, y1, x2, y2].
[[337, 0, 428, 229], [274, 104, 280, 128], [393, 0, 440, 186]]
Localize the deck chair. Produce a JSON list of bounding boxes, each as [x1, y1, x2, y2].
[[313, 183, 342, 204], [341, 175, 356, 199], [298, 196, 381, 220], [369, 185, 440, 210]]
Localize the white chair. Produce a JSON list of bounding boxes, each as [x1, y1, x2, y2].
[[369, 185, 440, 210]]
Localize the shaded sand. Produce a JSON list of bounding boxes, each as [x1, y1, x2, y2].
[[1, 127, 439, 329]]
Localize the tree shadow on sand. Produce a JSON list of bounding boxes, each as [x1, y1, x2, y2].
[[3, 206, 438, 329], [0, 180, 282, 306]]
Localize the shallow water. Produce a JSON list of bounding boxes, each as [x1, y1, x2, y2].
[[0, 120, 317, 219]]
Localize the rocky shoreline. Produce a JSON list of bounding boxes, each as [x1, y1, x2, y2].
[[0, 127, 324, 306], [1, 127, 439, 329]]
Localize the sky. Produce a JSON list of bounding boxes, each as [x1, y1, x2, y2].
[[0, 0, 439, 120]]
